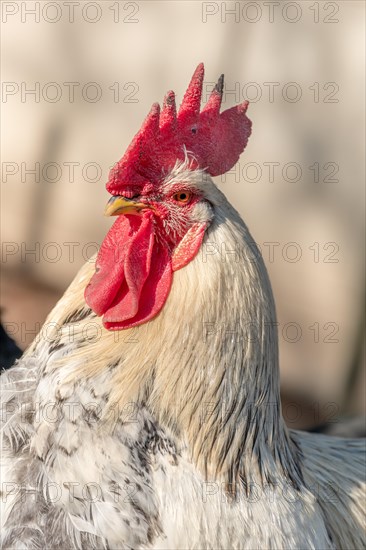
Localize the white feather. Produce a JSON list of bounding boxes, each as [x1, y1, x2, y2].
[[1, 169, 365, 549]]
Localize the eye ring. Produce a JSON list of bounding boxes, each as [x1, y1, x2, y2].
[[173, 191, 192, 204]]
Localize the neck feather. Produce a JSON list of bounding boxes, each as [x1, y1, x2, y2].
[[148, 201, 302, 488], [30, 197, 302, 490]]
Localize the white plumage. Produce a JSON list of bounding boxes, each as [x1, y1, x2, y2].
[[1, 118, 365, 550]]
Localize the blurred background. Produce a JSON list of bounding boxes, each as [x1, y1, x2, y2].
[[1, 0, 365, 430]]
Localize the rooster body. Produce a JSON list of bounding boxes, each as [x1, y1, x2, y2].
[[1, 66, 365, 549]]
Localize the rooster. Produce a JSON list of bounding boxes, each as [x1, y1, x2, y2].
[[1, 64, 365, 550]]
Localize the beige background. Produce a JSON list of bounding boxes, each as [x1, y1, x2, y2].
[[1, 1, 365, 426]]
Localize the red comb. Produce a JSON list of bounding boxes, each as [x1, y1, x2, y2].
[[107, 63, 252, 195]]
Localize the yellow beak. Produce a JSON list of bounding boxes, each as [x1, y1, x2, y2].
[[104, 196, 147, 216]]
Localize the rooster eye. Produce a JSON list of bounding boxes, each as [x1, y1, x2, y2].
[[173, 192, 192, 204]]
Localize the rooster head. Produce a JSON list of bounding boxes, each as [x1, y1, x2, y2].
[[85, 63, 252, 330]]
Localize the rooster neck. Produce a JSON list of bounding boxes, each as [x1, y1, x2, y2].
[[147, 202, 303, 489], [30, 199, 302, 491]]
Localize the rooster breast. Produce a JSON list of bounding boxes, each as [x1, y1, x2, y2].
[[2, 356, 333, 550]]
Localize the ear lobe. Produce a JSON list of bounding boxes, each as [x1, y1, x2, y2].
[[171, 222, 208, 271]]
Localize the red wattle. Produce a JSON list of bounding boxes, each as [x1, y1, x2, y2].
[[85, 212, 173, 330], [84, 215, 131, 316], [103, 242, 172, 330], [85, 208, 209, 331]]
